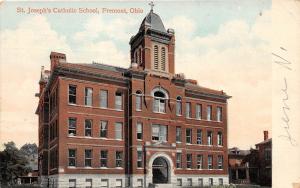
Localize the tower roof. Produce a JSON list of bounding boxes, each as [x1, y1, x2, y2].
[[139, 10, 167, 33]]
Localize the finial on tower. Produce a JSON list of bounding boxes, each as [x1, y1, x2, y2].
[[149, 1, 155, 12]]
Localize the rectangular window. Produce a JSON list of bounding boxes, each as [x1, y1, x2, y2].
[[115, 151, 123, 168], [217, 132, 223, 146], [115, 122, 123, 140], [152, 124, 167, 141], [137, 179, 143, 188], [137, 151, 143, 168], [207, 131, 213, 146], [207, 105, 212, 120], [218, 155, 223, 169], [85, 179, 92, 188], [185, 102, 191, 118], [85, 88, 93, 106], [209, 178, 213, 186], [85, 149, 92, 167], [136, 94, 142, 111], [197, 154, 203, 169], [176, 153, 182, 168], [186, 154, 192, 169], [136, 122, 143, 140], [85, 119, 92, 137], [176, 99, 182, 115], [186, 128, 192, 144], [100, 150, 108, 167], [198, 178, 203, 187], [197, 129, 202, 144], [208, 155, 213, 169], [219, 178, 223, 185], [176, 179, 182, 186], [115, 92, 123, 110], [100, 121, 107, 138], [68, 149, 76, 167], [68, 118, 76, 136], [69, 179, 76, 188], [116, 179, 122, 188], [187, 178, 192, 186], [100, 179, 108, 188], [196, 104, 202, 120], [217, 106, 222, 122], [100, 90, 108, 108], [176, 127, 182, 142], [68, 85, 76, 104]]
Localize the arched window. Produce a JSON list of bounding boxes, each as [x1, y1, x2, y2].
[[154, 45, 159, 70], [176, 96, 182, 115], [153, 91, 166, 113], [137, 49, 140, 64], [135, 51, 138, 64], [139, 48, 142, 64], [161, 47, 166, 71], [136, 90, 142, 111]]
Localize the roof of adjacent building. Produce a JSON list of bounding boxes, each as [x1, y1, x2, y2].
[[139, 10, 167, 33], [255, 138, 272, 146], [228, 147, 251, 156]]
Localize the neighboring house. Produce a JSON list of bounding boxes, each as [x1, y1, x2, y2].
[[18, 151, 39, 185], [36, 7, 231, 188], [228, 147, 251, 184], [253, 131, 272, 186], [236, 131, 272, 187]]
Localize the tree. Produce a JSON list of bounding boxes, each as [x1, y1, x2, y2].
[[0, 142, 31, 186]]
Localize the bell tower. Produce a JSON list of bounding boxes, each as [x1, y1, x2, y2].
[[129, 2, 175, 75]]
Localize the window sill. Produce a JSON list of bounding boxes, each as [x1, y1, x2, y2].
[[115, 167, 124, 169], [137, 139, 143, 141], [67, 166, 76, 168], [136, 109, 142, 112], [137, 167, 144, 169]]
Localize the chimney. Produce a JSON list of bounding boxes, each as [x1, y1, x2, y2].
[[263, 130, 268, 141], [50, 52, 66, 70]]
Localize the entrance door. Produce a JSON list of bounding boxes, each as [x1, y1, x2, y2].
[[152, 157, 169, 184]]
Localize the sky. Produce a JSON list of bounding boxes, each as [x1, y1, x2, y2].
[[0, 0, 272, 150]]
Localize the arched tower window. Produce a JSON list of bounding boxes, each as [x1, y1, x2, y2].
[[137, 49, 140, 64], [135, 51, 138, 64], [154, 45, 159, 70], [161, 47, 166, 71], [139, 48, 142, 64]]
